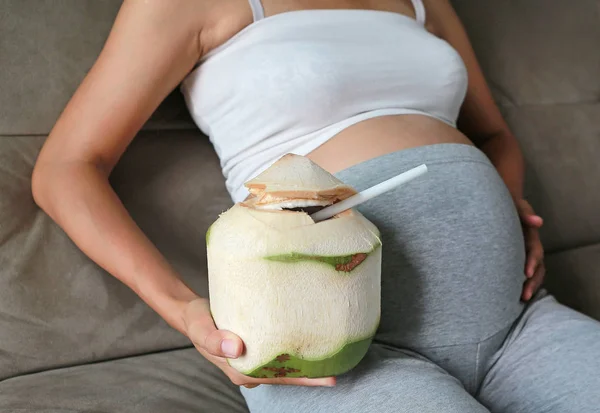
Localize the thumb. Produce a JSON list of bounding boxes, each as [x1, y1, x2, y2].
[[204, 329, 244, 359], [184, 301, 244, 359]]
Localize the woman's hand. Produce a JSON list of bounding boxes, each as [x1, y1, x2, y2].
[[182, 298, 337, 389], [515, 199, 545, 301]]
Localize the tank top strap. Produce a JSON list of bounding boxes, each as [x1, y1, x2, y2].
[[248, 0, 265, 21], [410, 0, 426, 25]]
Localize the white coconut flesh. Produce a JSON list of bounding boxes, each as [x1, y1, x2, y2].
[[207, 154, 382, 378], [244, 153, 358, 210]]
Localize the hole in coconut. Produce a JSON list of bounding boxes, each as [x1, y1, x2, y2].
[[282, 206, 327, 215], [283, 197, 346, 220]]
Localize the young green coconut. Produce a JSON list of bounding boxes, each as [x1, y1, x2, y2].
[[207, 154, 382, 379]]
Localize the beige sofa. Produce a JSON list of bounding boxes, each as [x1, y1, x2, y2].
[[1, 1, 598, 411]]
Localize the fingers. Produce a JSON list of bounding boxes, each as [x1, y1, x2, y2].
[[525, 246, 543, 277], [522, 214, 544, 228], [516, 199, 544, 228], [237, 376, 337, 389], [260, 377, 336, 387], [515, 198, 533, 215], [518, 199, 544, 277], [522, 263, 545, 302], [524, 228, 544, 277], [520, 200, 545, 301], [183, 301, 336, 389], [184, 300, 244, 359]]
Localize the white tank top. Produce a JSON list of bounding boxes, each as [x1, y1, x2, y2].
[[181, 0, 468, 202]]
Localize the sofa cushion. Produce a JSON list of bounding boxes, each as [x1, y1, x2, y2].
[[0, 131, 232, 381], [503, 104, 600, 253], [453, 0, 600, 106], [453, 0, 600, 254], [546, 244, 600, 322], [1, 0, 599, 391], [0, 0, 195, 136], [0, 348, 248, 413]]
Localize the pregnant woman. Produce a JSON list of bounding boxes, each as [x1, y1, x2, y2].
[[32, 0, 600, 412]]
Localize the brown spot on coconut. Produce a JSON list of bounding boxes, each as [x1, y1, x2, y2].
[[262, 367, 301, 377], [335, 253, 368, 272], [276, 354, 291, 363]]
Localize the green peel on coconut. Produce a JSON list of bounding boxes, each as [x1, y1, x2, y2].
[[207, 154, 382, 378], [264, 249, 380, 273], [246, 336, 374, 378]]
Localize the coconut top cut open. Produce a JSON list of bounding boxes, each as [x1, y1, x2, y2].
[[243, 154, 357, 210]]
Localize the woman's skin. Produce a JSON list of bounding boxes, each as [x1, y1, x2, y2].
[[31, 0, 544, 389]]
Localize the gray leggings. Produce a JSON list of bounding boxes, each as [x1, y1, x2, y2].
[[241, 144, 600, 412]]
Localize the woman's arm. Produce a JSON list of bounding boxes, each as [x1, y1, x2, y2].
[[33, 1, 336, 387], [426, 0, 545, 300], [426, 0, 524, 200], [32, 0, 204, 334]]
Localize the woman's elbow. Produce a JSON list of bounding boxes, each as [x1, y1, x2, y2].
[[31, 159, 74, 213], [31, 161, 56, 212], [32, 157, 110, 212]]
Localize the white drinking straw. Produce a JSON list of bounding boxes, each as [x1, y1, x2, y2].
[[310, 164, 428, 222]]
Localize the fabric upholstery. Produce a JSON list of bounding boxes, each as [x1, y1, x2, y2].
[[0, 348, 248, 413], [0, 0, 195, 136], [505, 104, 600, 252], [453, 0, 600, 106], [0, 132, 231, 381], [0, 0, 598, 410], [546, 244, 600, 321], [453, 0, 600, 253]]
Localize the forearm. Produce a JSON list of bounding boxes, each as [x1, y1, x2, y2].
[[477, 132, 524, 201], [32, 162, 198, 334]]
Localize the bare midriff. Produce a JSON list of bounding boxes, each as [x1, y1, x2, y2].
[[306, 114, 474, 174]]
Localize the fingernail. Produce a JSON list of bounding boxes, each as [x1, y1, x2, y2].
[[221, 339, 238, 358]]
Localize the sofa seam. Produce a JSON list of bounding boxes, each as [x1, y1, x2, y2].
[[0, 126, 201, 138], [0, 345, 195, 384], [547, 240, 600, 256]]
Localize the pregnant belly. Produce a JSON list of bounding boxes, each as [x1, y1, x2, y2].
[[330, 135, 526, 349], [307, 114, 474, 174]]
